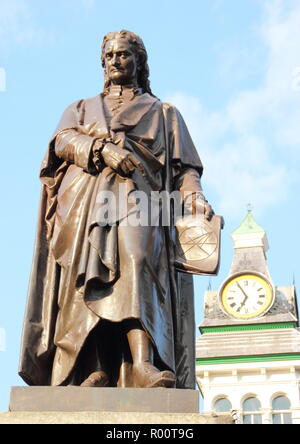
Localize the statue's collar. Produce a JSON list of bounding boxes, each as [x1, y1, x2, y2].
[[109, 93, 158, 132], [83, 93, 159, 134], [104, 84, 143, 98]]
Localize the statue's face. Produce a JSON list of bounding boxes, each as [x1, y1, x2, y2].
[[104, 38, 138, 86]]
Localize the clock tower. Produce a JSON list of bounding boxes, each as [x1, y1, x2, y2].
[[196, 210, 300, 424]]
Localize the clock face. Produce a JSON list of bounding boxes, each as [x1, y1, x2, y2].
[[220, 273, 274, 319]]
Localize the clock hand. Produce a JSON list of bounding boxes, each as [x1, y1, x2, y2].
[[237, 298, 248, 313], [236, 282, 250, 312], [236, 282, 250, 300]]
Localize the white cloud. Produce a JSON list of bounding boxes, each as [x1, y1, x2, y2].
[[211, 0, 224, 11], [165, 0, 300, 218], [81, 0, 95, 8], [61, 0, 96, 12], [0, 0, 95, 52], [0, 0, 52, 51]]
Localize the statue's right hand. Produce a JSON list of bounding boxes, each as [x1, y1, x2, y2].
[[101, 142, 136, 176]]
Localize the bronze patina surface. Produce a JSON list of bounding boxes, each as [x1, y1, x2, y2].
[[19, 30, 218, 390]]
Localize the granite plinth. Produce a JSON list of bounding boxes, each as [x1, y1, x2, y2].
[[9, 387, 199, 414]]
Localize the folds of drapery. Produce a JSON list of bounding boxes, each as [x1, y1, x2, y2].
[[19, 93, 204, 389]]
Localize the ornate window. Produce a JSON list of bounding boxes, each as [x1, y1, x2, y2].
[[213, 397, 232, 413], [242, 397, 262, 424], [272, 396, 292, 424]]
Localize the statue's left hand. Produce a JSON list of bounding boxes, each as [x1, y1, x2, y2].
[[188, 193, 215, 221], [203, 201, 215, 221]]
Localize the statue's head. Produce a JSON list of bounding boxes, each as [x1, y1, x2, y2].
[[101, 30, 153, 95]]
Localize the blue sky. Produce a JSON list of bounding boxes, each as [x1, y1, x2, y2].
[[0, 0, 300, 412]]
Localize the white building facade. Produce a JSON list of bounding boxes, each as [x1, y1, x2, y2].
[[197, 355, 300, 424], [196, 211, 300, 424]]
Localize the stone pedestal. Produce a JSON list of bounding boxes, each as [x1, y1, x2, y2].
[[9, 387, 199, 414], [3, 387, 234, 424]]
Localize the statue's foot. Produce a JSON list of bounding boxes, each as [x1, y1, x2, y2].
[[133, 363, 176, 388], [80, 371, 109, 387]]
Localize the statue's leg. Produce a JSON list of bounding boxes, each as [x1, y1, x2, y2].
[[124, 319, 176, 388], [79, 321, 114, 387]]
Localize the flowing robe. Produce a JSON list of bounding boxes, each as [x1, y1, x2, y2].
[[19, 92, 203, 388]]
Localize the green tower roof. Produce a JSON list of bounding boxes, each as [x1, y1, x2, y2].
[[232, 209, 265, 236]]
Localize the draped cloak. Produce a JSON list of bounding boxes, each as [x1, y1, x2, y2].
[[19, 92, 204, 389]]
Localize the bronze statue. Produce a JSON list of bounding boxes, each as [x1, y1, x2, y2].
[[19, 30, 215, 389]]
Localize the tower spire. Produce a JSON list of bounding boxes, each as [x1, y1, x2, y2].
[[230, 208, 270, 277], [232, 206, 265, 237]]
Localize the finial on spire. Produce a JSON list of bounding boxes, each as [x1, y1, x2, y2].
[[247, 203, 253, 214]]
